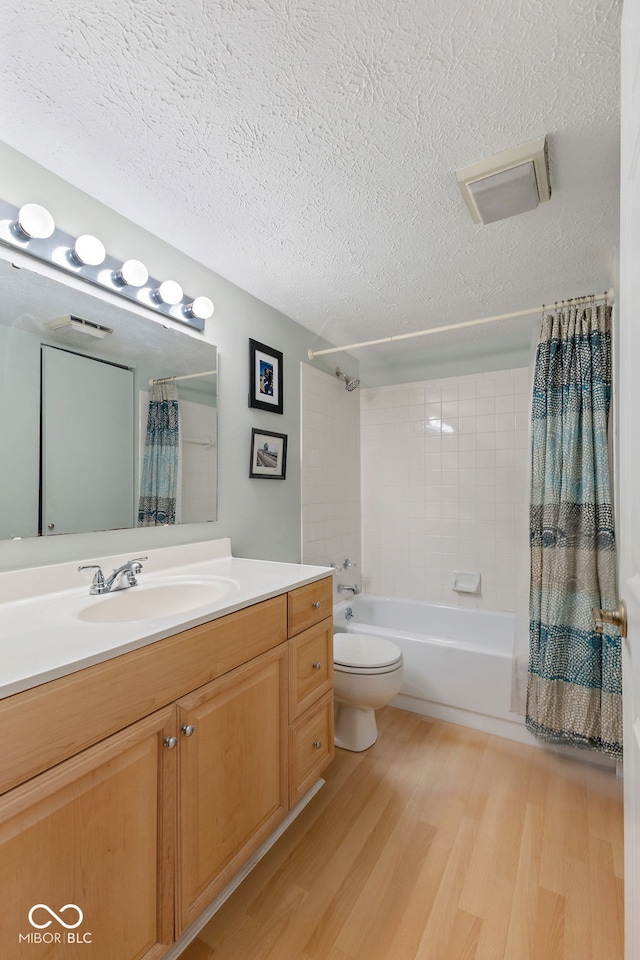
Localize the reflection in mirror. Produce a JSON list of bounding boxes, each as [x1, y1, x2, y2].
[[0, 257, 217, 541]]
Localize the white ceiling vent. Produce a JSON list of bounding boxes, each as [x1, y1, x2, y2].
[[456, 137, 550, 225]]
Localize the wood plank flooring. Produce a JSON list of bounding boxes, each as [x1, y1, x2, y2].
[[178, 707, 624, 960]]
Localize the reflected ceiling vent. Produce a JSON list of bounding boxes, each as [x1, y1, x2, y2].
[[456, 136, 550, 224], [47, 316, 114, 343]]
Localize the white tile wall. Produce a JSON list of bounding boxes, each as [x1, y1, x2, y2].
[[360, 367, 530, 612], [301, 364, 361, 599]]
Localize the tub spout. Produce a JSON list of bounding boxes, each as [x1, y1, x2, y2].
[[338, 583, 360, 595]]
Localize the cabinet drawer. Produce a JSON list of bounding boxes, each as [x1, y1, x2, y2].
[[287, 577, 333, 637], [289, 618, 333, 720], [289, 692, 334, 807]]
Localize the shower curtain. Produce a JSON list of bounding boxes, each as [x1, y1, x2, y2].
[[138, 380, 180, 526], [526, 300, 622, 759]]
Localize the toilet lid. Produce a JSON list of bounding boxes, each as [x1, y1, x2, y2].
[[333, 632, 402, 669]]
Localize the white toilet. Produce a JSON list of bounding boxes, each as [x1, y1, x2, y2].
[[333, 632, 404, 752]]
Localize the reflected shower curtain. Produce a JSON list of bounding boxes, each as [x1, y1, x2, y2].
[[526, 300, 621, 759], [138, 380, 179, 526]]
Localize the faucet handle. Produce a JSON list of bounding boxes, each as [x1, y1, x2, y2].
[[124, 556, 147, 586], [78, 564, 107, 594]]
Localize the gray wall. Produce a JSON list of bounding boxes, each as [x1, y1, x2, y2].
[[0, 141, 349, 571], [357, 329, 535, 388]]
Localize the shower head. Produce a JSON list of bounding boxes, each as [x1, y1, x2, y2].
[[336, 368, 360, 392]]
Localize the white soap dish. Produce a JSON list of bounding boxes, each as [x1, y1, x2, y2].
[[452, 571, 481, 594]]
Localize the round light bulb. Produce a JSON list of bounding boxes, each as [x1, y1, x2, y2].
[[73, 234, 106, 266], [186, 296, 214, 320], [16, 203, 55, 240], [116, 259, 148, 287], [156, 280, 183, 305]]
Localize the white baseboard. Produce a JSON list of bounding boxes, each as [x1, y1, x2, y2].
[[164, 779, 325, 960], [392, 694, 617, 771]]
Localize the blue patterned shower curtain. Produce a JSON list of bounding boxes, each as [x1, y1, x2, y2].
[[527, 301, 621, 759], [138, 380, 179, 526]]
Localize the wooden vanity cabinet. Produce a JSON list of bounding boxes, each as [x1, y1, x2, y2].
[[0, 595, 288, 798], [0, 704, 176, 960], [0, 577, 334, 959]]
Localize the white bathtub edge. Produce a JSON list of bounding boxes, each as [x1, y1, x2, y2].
[[392, 694, 617, 770]]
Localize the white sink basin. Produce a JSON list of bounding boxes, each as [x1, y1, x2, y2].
[[75, 577, 237, 624]]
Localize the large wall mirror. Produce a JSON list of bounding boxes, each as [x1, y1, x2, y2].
[[0, 257, 217, 541]]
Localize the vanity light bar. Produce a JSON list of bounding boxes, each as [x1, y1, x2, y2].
[[0, 199, 214, 332]]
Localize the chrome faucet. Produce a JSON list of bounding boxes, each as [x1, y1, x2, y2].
[[338, 583, 360, 596], [78, 557, 148, 595], [330, 559, 358, 572]]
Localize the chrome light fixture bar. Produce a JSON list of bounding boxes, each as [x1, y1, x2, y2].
[[0, 199, 214, 332]]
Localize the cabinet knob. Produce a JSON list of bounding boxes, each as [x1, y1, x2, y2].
[[312, 662, 322, 670], [181, 724, 195, 737], [312, 740, 322, 749], [312, 601, 321, 609], [163, 736, 178, 749]]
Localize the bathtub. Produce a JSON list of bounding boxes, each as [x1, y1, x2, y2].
[[333, 594, 522, 742]]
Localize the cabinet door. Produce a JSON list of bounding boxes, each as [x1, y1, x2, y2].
[[0, 705, 176, 960], [176, 644, 288, 932]]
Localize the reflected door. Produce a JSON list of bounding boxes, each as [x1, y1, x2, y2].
[[41, 346, 134, 536]]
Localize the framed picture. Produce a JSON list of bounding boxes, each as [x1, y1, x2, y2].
[[248, 338, 283, 414], [249, 428, 288, 479]]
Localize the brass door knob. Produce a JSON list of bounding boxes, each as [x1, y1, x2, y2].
[[592, 600, 627, 638]]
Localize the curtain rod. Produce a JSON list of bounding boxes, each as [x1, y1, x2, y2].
[[149, 368, 217, 386], [307, 289, 615, 360]]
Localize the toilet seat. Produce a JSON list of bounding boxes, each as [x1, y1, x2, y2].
[[333, 632, 403, 675], [333, 633, 404, 751]]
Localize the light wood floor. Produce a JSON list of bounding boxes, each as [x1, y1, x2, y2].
[[179, 707, 624, 960]]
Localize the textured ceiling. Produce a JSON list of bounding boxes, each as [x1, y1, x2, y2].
[[0, 0, 622, 357]]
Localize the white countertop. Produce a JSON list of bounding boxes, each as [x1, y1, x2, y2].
[[0, 539, 331, 699]]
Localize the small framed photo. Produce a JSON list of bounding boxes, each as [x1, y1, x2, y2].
[[249, 428, 288, 479], [248, 338, 283, 414]]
